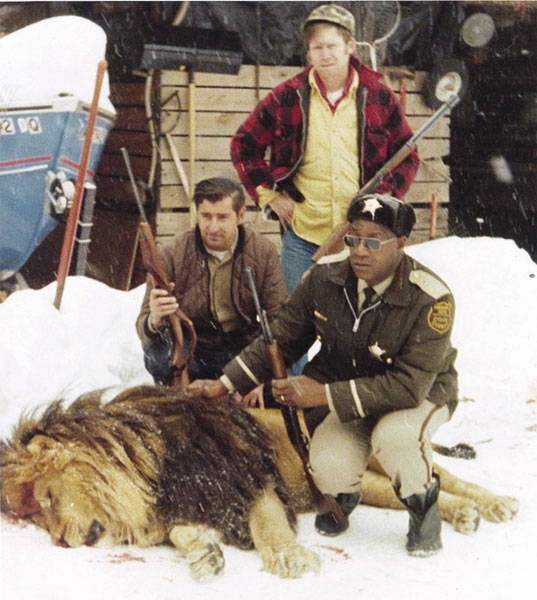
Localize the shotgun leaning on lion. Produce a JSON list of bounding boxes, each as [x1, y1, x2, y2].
[[0, 385, 518, 582]]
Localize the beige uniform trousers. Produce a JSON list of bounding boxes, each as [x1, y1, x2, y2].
[[308, 400, 450, 499]]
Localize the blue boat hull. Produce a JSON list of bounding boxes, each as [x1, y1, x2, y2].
[[0, 97, 115, 279]]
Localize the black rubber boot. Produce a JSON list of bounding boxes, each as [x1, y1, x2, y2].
[[314, 491, 361, 536], [399, 473, 442, 557]]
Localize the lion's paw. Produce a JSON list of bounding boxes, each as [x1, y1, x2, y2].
[[187, 542, 225, 583], [451, 504, 480, 535], [259, 543, 321, 579], [479, 496, 519, 523]]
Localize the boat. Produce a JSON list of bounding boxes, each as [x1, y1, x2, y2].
[[0, 16, 116, 281]]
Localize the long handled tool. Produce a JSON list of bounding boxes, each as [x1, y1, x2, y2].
[[53, 60, 108, 310], [121, 147, 195, 386], [246, 267, 348, 529]]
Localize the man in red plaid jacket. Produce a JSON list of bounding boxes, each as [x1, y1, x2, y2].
[[231, 4, 419, 295]]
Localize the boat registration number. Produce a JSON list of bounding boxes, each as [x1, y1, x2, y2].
[[0, 117, 43, 135]]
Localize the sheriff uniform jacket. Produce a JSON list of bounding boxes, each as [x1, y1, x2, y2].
[[230, 56, 420, 205], [136, 225, 287, 350], [222, 252, 458, 434]]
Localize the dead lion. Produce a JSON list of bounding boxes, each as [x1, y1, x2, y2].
[[0, 385, 518, 581]]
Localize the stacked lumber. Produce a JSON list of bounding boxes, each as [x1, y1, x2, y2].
[[157, 65, 452, 248]]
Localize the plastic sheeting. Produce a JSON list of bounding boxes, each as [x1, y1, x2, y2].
[[178, 1, 465, 69], [0, 2, 467, 74], [385, 1, 465, 69]]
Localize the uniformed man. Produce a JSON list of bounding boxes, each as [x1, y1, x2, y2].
[[191, 193, 458, 557]]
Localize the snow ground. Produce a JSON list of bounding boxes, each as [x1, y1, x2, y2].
[[1, 236, 536, 600]]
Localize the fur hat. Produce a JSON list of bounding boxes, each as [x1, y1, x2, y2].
[[302, 4, 355, 37], [346, 194, 416, 237]]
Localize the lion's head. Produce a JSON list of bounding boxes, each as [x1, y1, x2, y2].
[[8, 435, 109, 546], [0, 394, 167, 548]]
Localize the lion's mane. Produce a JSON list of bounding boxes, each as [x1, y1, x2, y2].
[[0, 386, 296, 549]]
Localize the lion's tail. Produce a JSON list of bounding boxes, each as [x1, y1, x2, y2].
[[432, 442, 476, 459]]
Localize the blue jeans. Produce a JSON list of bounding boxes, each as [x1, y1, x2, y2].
[[281, 228, 318, 375], [281, 227, 319, 294], [143, 336, 242, 384]]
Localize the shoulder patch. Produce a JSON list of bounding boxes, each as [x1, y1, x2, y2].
[[427, 301, 453, 334], [409, 270, 449, 300], [317, 248, 350, 265]]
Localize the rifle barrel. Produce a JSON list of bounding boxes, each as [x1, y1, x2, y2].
[[246, 267, 274, 343], [121, 147, 148, 222]]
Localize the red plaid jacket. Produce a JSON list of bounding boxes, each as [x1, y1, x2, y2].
[[231, 57, 419, 204]]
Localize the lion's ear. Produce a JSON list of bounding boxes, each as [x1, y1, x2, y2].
[[26, 435, 58, 457]]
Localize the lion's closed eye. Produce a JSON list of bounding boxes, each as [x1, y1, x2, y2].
[[33, 483, 53, 510]]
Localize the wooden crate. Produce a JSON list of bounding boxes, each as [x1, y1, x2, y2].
[[156, 65, 452, 248]]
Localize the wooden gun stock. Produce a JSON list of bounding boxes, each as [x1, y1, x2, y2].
[[313, 93, 460, 263], [311, 222, 351, 262], [137, 223, 194, 386]]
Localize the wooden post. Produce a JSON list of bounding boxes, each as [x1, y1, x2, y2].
[[54, 60, 108, 310], [400, 76, 407, 113], [429, 192, 438, 239], [188, 70, 196, 228]]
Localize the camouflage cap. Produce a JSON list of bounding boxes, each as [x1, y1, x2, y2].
[[302, 4, 355, 37]]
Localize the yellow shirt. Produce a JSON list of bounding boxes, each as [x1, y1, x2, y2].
[[292, 69, 360, 246]]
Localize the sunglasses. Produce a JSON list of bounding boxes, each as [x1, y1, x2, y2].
[[343, 234, 396, 252]]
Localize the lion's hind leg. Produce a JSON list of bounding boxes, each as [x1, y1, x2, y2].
[[169, 524, 225, 583], [434, 464, 519, 524], [249, 487, 320, 578]]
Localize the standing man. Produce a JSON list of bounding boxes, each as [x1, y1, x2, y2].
[[191, 193, 458, 558], [231, 4, 419, 294], [136, 177, 287, 390]]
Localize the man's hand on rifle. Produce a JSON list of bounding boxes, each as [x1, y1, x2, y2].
[[148, 286, 178, 330], [272, 375, 328, 408], [187, 379, 230, 401], [187, 380, 266, 407]]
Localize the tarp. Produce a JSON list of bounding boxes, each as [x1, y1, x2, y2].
[[178, 1, 465, 69]]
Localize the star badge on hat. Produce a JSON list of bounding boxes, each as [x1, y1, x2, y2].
[[362, 197, 383, 218]]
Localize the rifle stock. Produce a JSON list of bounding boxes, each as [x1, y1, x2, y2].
[[137, 223, 192, 386], [311, 143, 416, 263], [311, 222, 351, 262], [313, 94, 460, 263], [246, 268, 347, 525]]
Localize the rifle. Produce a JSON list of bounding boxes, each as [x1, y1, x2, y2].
[[121, 147, 196, 386], [246, 267, 348, 528], [312, 92, 462, 262]]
